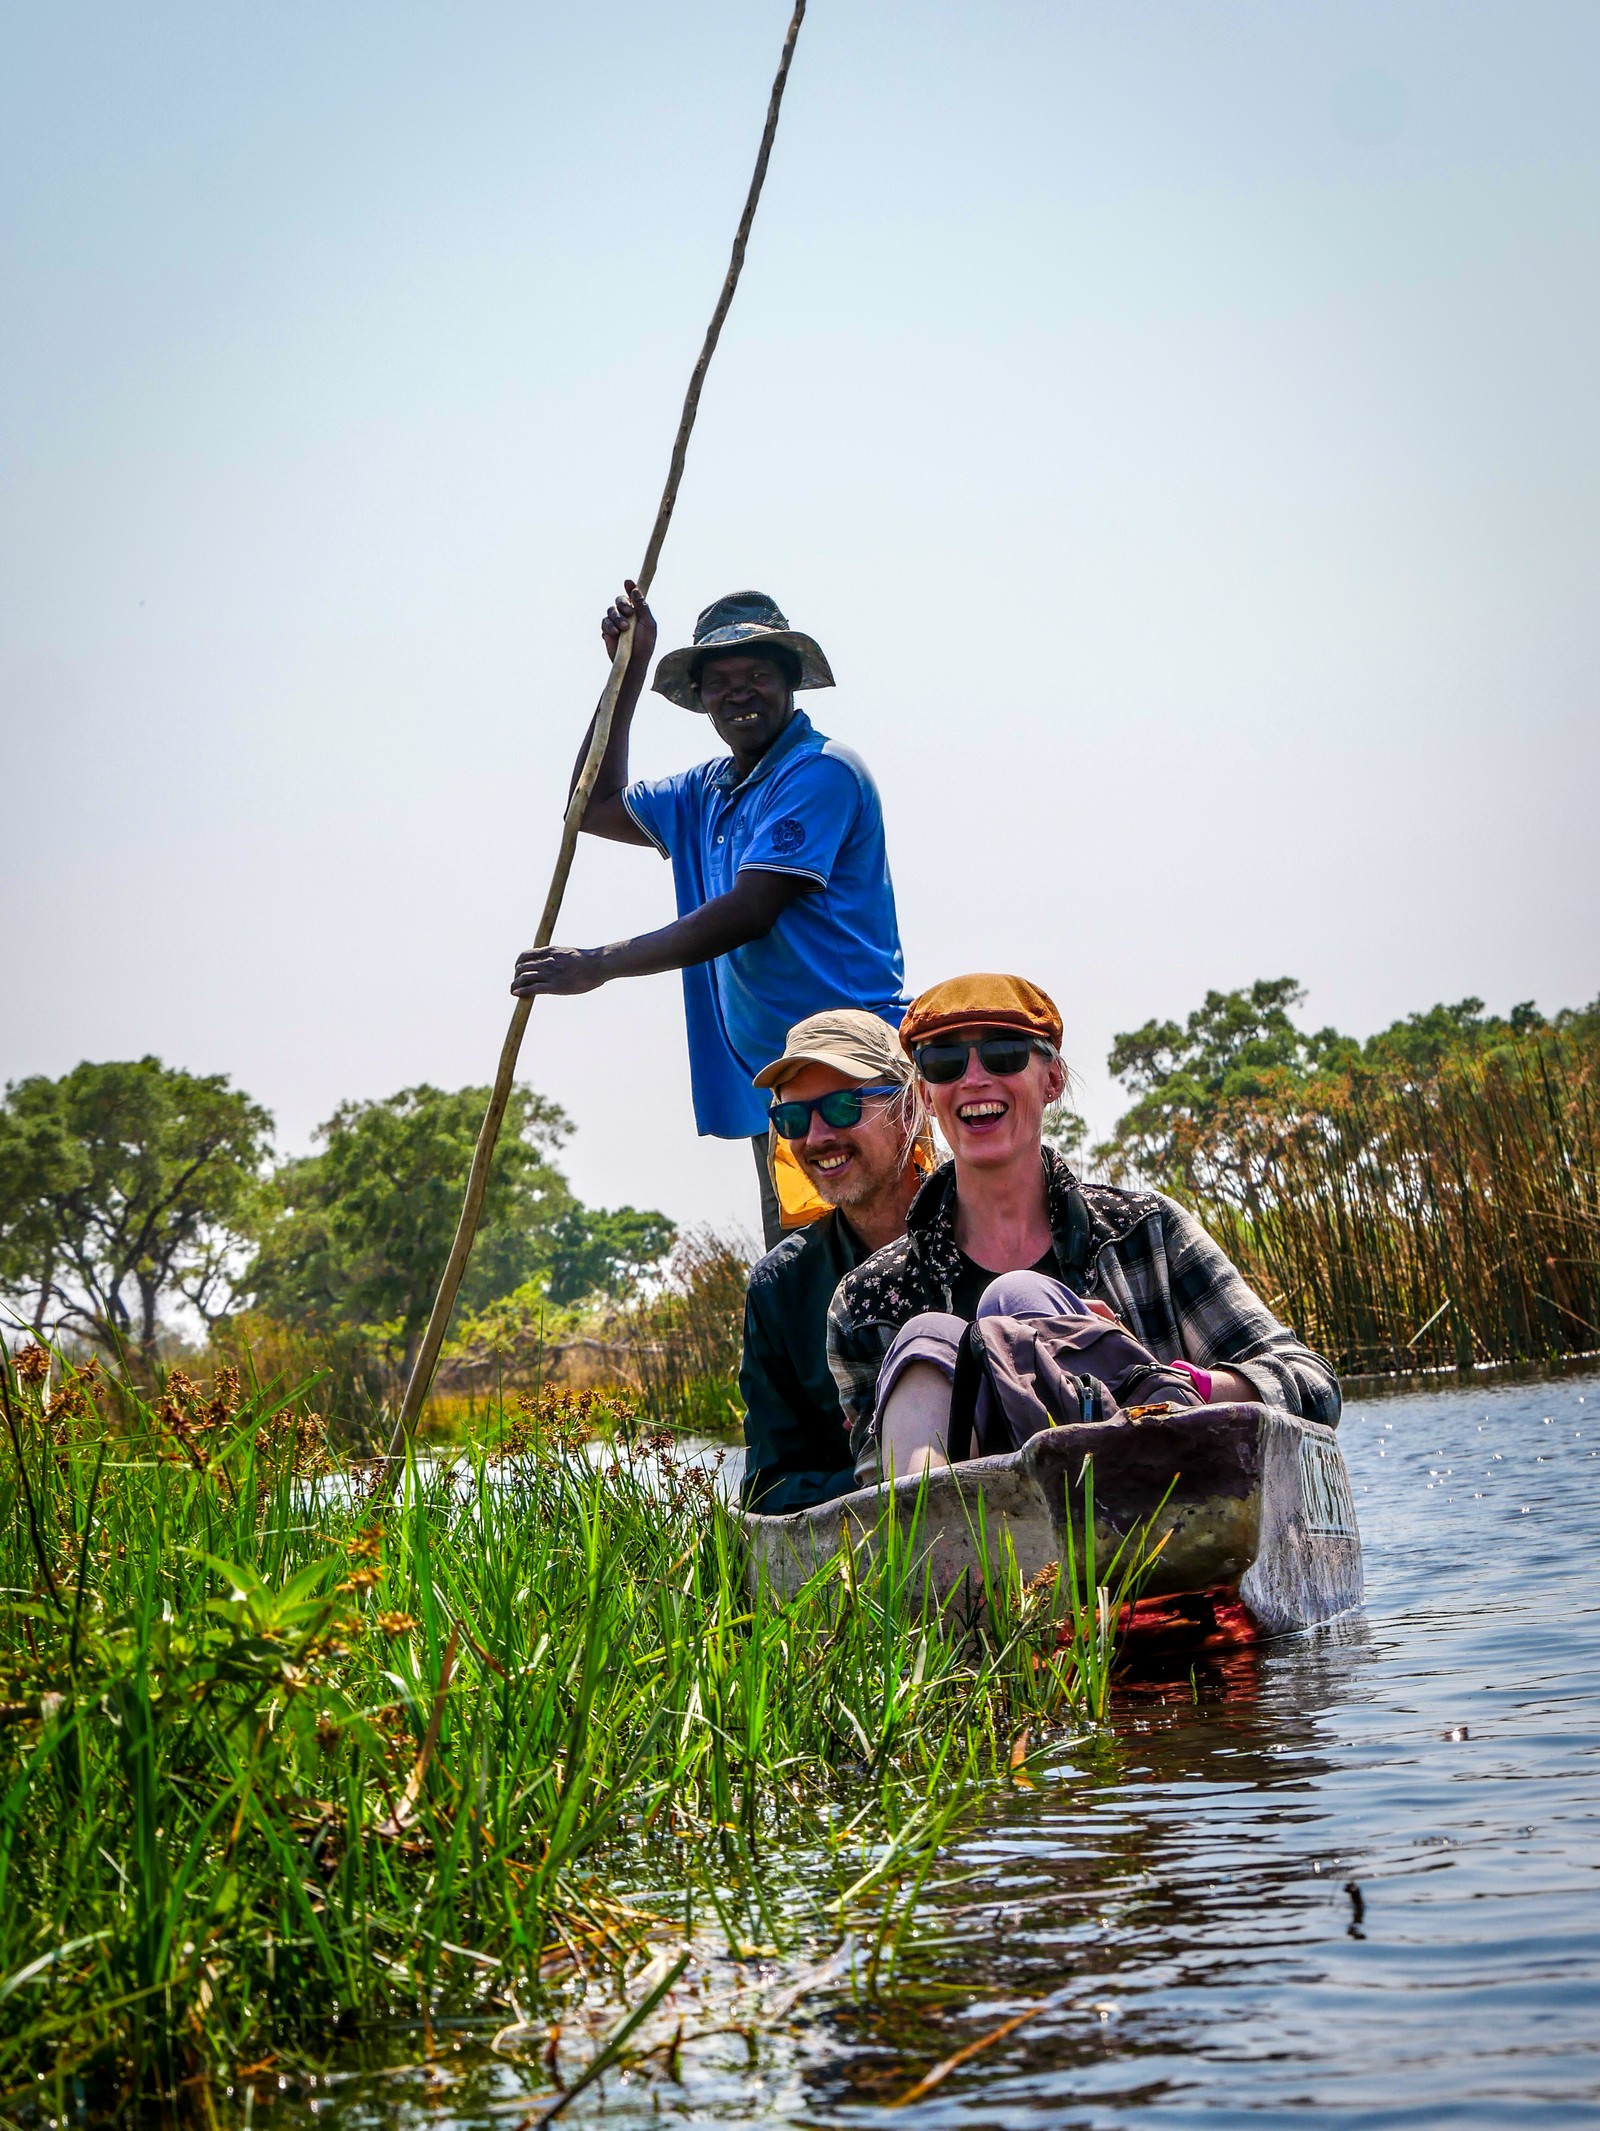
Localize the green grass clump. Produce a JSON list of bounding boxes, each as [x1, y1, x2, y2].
[[0, 1345, 1109, 2117]]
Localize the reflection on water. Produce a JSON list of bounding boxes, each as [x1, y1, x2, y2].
[[292, 1369, 1600, 2126]]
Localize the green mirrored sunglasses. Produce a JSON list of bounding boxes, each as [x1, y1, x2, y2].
[[769, 1082, 902, 1142]]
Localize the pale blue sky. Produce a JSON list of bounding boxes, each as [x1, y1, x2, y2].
[[4, 1, 1598, 1236]]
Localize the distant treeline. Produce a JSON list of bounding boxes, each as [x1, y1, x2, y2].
[[0, 1066, 677, 1393], [4, 980, 1596, 1407], [1084, 980, 1600, 1376]]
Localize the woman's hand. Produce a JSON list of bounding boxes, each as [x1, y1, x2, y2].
[[600, 580, 658, 670], [511, 945, 608, 999]]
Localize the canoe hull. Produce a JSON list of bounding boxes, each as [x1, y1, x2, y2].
[[737, 1401, 1361, 1637]]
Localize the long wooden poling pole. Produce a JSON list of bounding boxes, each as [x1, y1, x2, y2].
[[380, 0, 808, 1477]]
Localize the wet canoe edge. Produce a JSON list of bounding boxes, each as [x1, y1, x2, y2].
[[734, 1401, 1363, 1638]]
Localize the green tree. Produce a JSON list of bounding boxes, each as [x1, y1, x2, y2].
[[248, 1083, 673, 1371], [1096, 980, 1597, 1194], [1356, 995, 1554, 1074], [1099, 978, 1354, 1189], [1106, 976, 1350, 1104], [0, 1058, 273, 1360], [1041, 1101, 1090, 1165], [542, 1204, 678, 1306]]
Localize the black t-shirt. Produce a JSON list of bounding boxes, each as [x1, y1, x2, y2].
[[739, 1209, 869, 1515], [948, 1246, 1058, 1324]]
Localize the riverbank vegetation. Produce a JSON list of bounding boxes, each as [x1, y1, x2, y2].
[[0, 1065, 693, 1430], [1094, 981, 1600, 1375], [4, 988, 1590, 2110], [9, 980, 1600, 1414], [0, 1345, 1130, 2117], [2, 980, 1595, 1420]]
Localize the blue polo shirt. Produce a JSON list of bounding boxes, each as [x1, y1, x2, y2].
[[623, 710, 906, 1139]]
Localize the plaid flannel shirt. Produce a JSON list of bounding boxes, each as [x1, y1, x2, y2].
[[826, 1148, 1341, 1485]]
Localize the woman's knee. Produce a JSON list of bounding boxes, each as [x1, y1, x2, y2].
[[889, 1309, 968, 1357], [877, 1310, 966, 1397], [976, 1270, 1087, 1321]]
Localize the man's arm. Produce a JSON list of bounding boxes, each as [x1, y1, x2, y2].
[[565, 581, 659, 846], [739, 1278, 856, 1515], [511, 867, 810, 999]]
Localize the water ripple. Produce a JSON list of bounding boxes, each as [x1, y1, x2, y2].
[[315, 1368, 1600, 2127]]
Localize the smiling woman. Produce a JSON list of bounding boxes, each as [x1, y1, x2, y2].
[[825, 974, 1344, 1487]]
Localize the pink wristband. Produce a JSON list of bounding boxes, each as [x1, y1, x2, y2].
[[1172, 1360, 1213, 1401]]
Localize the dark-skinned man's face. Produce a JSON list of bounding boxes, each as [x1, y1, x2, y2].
[[695, 651, 795, 760]]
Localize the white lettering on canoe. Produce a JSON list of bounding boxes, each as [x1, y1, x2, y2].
[[1299, 1436, 1358, 1536]]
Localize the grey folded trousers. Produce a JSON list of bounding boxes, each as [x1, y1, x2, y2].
[[875, 1269, 1088, 1471]]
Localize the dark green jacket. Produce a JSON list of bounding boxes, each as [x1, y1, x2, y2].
[[739, 1210, 867, 1515]]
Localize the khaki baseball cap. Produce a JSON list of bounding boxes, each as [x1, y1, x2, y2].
[[752, 1008, 912, 1093]]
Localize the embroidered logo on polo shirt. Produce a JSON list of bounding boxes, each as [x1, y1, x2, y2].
[[771, 816, 805, 854]]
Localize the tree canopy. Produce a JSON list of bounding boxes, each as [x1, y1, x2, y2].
[[1095, 978, 1600, 1192], [1106, 977, 1352, 1105], [540, 1204, 680, 1307], [0, 1061, 677, 1368], [248, 1082, 675, 1370], [0, 1058, 272, 1359], [1097, 979, 1351, 1189]]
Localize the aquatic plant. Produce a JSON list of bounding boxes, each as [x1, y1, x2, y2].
[[1186, 1036, 1600, 1373], [1098, 1009, 1600, 1375], [0, 1342, 1119, 2117], [609, 1224, 754, 1428]]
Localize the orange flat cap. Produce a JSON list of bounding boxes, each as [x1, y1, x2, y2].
[[899, 974, 1063, 1055]]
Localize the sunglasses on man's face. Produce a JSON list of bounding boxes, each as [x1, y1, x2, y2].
[[769, 1083, 902, 1142], [912, 1035, 1053, 1085]]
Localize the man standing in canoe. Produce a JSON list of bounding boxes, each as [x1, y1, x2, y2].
[[512, 583, 908, 1248]]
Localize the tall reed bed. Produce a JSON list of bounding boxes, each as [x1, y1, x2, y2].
[[0, 1346, 1107, 2117], [609, 1226, 753, 1430], [424, 1225, 753, 1434], [1163, 1032, 1600, 1373]]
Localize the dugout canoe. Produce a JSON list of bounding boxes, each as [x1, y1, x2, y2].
[[737, 1402, 1362, 1640]]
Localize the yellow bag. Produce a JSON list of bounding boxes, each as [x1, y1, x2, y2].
[[771, 1130, 830, 1228], [766, 1121, 939, 1231]]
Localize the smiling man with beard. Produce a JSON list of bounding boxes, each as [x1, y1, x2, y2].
[[737, 1010, 926, 1514], [512, 584, 907, 1248]]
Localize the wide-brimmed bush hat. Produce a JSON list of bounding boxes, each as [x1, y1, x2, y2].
[[899, 975, 1064, 1056], [652, 590, 835, 711]]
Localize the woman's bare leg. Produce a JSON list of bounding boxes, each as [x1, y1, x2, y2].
[[878, 1359, 954, 1478]]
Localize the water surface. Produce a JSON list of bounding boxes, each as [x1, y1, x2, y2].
[[301, 1368, 1600, 2127]]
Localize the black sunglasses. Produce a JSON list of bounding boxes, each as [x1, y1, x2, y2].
[[912, 1035, 1053, 1085], [769, 1082, 902, 1141]]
